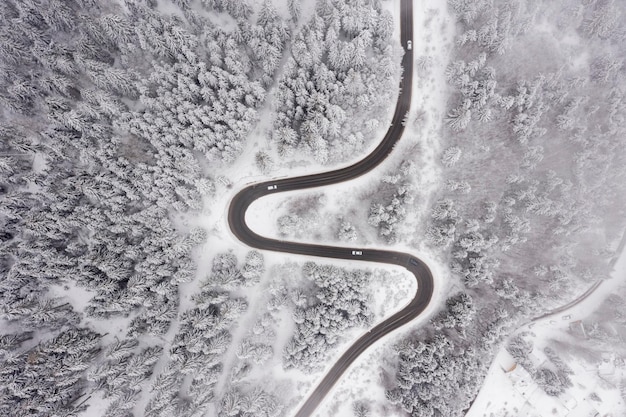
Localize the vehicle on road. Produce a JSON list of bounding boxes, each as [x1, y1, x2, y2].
[[267, 185, 277, 190], [409, 258, 419, 266], [407, 40, 412, 50], [228, 2, 429, 416], [562, 315, 571, 320]]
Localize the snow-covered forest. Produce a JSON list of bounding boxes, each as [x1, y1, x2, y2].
[[3, 0, 626, 416], [271, 0, 398, 163], [0, 0, 400, 416], [380, 0, 626, 416], [257, 0, 626, 415], [509, 286, 626, 404]]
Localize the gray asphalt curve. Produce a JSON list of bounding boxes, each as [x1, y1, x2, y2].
[[227, 1, 433, 416]]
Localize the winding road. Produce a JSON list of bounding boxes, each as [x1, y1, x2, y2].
[[227, 1, 433, 416]]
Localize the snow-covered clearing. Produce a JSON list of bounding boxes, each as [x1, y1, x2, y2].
[[467, 236, 626, 417], [313, 343, 406, 417], [467, 333, 626, 417]]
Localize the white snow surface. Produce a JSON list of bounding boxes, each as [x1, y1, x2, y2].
[[54, 0, 453, 414], [239, 1, 455, 414], [313, 343, 407, 417], [467, 238, 626, 417]]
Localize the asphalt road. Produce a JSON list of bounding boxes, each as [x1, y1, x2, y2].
[[227, 1, 433, 416], [528, 228, 626, 323]]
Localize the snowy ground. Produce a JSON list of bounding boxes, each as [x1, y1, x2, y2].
[[467, 333, 626, 417], [467, 238, 626, 417], [312, 343, 406, 417], [399, 0, 455, 246]]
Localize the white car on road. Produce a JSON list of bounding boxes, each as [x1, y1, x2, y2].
[[407, 40, 412, 50], [351, 250, 363, 256], [267, 185, 277, 190]]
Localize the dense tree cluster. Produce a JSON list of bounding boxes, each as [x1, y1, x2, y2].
[[218, 387, 282, 417], [450, 228, 500, 287], [144, 250, 255, 417], [431, 292, 476, 331], [389, 0, 626, 414], [426, 198, 459, 248], [445, 53, 497, 129], [236, 328, 274, 366], [131, 59, 265, 163], [387, 326, 483, 417], [0, 327, 100, 417], [88, 339, 163, 417], [207, 250, 265, 288], [506, 334, 573, 397], [284, 262, 372, 371], [430, 0, 626, 320], [368, 186, 413, 243], [0, 0, 290, 414], [368, 160, 416, 243], [386, 291, 516, 417], [271, 0, 398, 163], [276, 193, 327, 240]]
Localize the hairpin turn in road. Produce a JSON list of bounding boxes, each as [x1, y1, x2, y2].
[[227, 1, 434, 416]]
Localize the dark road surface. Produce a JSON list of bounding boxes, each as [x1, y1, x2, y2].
[[227, 1, 433, 416]]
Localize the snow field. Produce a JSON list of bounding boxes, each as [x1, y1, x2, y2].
[[468, 234, 626, 417]]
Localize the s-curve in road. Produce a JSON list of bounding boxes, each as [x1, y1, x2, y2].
[[227, 1, 433, 416]]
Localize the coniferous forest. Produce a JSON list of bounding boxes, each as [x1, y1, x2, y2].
[[0, 0, 398, 416], [382, 1, 626, 416], [2, 0, 626, 416]]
